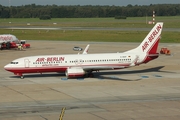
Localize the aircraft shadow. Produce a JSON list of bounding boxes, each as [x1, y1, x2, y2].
[[91, 66, 174, 81], [96, 66, 173, 75]]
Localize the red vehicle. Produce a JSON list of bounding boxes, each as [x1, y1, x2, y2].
[[160, 47, 171, 55], [18, 40, 30, 48]]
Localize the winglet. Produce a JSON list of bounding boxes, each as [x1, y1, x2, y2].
[[82, 44, 90, 54]]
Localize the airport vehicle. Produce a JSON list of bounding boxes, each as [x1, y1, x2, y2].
[[73, 46, 83, 51], [160, 47, 171, 55], [0, 34, 30, 49], [20, 40, 30, 48], [4, 22, 163, 79]]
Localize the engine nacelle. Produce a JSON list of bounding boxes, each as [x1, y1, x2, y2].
[[65, 67, 85, 78]]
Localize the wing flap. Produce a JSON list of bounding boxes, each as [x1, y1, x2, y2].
[[82, 65, 126, 71]]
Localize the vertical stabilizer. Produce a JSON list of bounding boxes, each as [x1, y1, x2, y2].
[[125, 22, 163, 54]]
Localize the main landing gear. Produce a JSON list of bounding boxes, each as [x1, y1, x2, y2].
[[20, 75, 24, 79], [85, 70, 98, 78]]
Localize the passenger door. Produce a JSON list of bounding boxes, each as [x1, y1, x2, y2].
[[24, 59, 29, 68]]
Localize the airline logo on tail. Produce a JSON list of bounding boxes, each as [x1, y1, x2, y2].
[[142, 23, 162, 52]]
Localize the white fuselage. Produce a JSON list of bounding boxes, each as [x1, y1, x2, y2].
[[4, 22, 163, 78], [4, 52, 145, 75]]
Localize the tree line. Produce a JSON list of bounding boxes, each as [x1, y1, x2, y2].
[[0, 4, 180, 18]]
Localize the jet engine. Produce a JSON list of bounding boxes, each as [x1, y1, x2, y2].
[[65, 67, 85, 78]]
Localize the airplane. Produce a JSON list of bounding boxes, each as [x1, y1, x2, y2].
[[4, 22, 163, 79], [0, 34, 19, 44], [0, 34, 30, 49]]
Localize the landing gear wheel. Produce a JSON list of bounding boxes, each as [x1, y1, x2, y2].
[[20, 76, 24, 79], [86, 71, 94, 78]]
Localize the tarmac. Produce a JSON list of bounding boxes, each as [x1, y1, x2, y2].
[[0, 40, 180, 120]]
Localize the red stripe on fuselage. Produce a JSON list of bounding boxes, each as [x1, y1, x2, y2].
[[5, 63, 131, 75], [5, 66, 67, 74]]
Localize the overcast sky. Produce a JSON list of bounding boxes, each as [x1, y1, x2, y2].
[[0, 0, 179, 6]]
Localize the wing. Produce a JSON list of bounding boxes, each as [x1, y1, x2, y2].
[[82, 65, 127, 71]]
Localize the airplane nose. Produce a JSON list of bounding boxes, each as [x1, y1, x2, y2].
[[4, 64, 11, 70]]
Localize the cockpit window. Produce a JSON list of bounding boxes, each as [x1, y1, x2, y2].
[[10, 62, 18, 64]]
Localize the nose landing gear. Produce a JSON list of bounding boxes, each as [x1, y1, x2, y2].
[[14, 73, 24, 79]]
